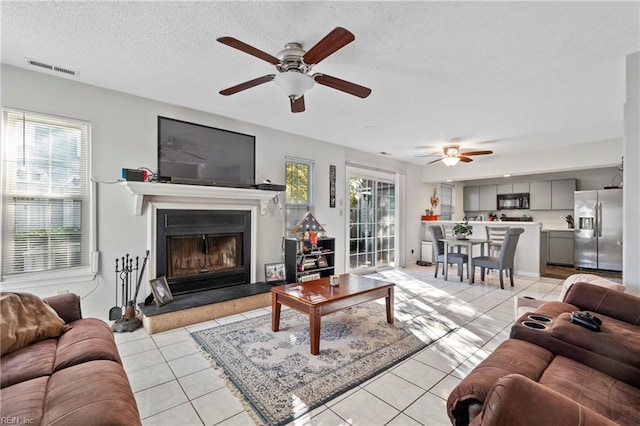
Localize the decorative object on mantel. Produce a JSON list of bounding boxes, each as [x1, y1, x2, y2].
[[291, 211, 326, 248], [452, 221, 473, 239], [422, 209, 439, 221]]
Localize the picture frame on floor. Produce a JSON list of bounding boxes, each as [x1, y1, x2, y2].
[[265, 262, 287, 284], [149, 276, 173, 306]]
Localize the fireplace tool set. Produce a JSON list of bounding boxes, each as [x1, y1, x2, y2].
[[111, 250, 149, 333]]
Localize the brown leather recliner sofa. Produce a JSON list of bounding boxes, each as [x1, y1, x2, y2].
[[447, 282, 640, 425], [1, 293, 141, 425]]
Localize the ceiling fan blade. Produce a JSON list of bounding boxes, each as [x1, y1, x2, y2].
[[427, 158, 444, 164], [459, 156, 474, 162], [460, 150, 493, 156], [314, 74, 372, 98], [217, 37, 281, 65], [303, 27, 355, 65], [290, 96, 305, 113], [219, 74, 275, 96]]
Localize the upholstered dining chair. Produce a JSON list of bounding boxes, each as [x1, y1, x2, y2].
[[428, 225, 469, 281], [471, 228, 524, 289]]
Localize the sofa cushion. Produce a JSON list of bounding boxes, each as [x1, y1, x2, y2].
[[1, 292, 71, 356], [560, 274, 625, 300], [0, 376, 48, 425], [44, 293, 83, 324], [540, 355, 640, 425], [53, 318, 122, 372], [550, 312, 640, 369], [0, 339, 57, 388], [42, 360, 141, 426], [447, 339, 554, 425], [472, 374, 618, 426]]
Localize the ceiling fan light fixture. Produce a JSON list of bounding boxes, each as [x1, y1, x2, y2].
[[442, 156, 460, 167], [274, 71, 314, 99]]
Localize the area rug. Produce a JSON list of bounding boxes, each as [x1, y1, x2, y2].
[[190, 301, 456, 425]]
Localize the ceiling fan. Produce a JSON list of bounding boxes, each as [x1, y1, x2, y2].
[[417, 144, 493, 166], [217, 27, 371, 113]]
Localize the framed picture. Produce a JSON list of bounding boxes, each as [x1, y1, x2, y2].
[[265, 262, 286, 283], [149, 276, 173, 306], [317, 255, 329, 268]]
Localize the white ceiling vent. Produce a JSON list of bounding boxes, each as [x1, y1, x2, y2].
[[26, 58, 78, 77]]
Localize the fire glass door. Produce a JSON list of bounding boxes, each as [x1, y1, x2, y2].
[[348, 175, 396, 271]]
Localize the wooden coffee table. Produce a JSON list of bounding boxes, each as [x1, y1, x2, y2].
[[271, 274, 394, 355]]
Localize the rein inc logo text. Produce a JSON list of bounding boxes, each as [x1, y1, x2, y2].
[[1, 418, 35, 424]]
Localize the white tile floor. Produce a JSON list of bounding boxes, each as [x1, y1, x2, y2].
[[115, 265, 567, 426]]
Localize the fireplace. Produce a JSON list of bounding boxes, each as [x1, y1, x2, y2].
[[156, 209, 251, 295]]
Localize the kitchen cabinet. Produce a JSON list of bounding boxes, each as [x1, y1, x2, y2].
[[464, 185, 496, 211], [497, 184, 512, 194], [547, 231, 574, 266], [497, 182, 529, 194], [463, 186, 480, 211], [479, 185, 497, 211], [530, 181, 552, 210], [551, 179, 576, 210]]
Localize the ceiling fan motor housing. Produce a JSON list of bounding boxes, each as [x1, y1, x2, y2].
[[276, 43, 312, 73]]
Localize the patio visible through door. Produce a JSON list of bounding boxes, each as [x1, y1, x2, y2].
[[348, 174, 396, 271]]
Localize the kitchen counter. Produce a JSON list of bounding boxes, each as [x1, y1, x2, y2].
[[421, 220, 544, 277], [541, 227, 574, 232]]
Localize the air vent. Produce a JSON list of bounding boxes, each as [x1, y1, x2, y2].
[[26, 58, 78, 76]]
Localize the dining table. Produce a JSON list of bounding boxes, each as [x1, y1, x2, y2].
[[441, 237, 489, 284]]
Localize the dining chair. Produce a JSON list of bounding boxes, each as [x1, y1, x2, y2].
[[485, 226, 510, 257], [471, 228, 524, 289], [428, 225, 468, 281]]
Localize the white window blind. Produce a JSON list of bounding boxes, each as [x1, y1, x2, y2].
[[1, 108, 91, 277], [285, 158, 314, 234]]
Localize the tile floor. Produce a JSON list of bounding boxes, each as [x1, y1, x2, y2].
[[115, 265, 568, 426]]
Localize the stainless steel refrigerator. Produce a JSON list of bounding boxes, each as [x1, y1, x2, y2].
[[574, 189, 623, 271]]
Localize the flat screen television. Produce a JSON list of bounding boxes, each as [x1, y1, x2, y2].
[[158, 116, 256, 187]]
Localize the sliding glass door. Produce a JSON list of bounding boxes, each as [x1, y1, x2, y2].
[[348, 174, 396, 271]]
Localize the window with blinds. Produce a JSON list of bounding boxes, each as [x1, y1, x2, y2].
[[285, 159, 314, 235], [440, 184, 454, 220], [1, 108, 91, 277]]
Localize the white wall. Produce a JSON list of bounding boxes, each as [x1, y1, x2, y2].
[[0, 64, 429, 318], [623, 52, 639, 296]]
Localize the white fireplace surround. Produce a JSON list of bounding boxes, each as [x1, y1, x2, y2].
[[122, 182, 280, 286]]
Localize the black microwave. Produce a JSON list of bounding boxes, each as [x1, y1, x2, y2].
[[497, 193, 530, 210]]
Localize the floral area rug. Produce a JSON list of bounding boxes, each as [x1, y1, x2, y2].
[[190, 301, 456, 425]]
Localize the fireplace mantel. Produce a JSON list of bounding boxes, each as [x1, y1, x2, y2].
[[122, 181, 279, 216]]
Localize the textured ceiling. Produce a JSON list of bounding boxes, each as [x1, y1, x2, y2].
[[2, 1, 639, 169]]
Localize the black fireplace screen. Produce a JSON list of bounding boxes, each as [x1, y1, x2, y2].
[[167, 233, 242, 278]]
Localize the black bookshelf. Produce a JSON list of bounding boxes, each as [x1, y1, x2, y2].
[[284, 237, 335, 283]]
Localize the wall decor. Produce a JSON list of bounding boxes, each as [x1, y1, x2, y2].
[[329, 165, 336, 208]]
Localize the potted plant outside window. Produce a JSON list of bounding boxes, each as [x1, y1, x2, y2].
[[452, 221, 473, 239]]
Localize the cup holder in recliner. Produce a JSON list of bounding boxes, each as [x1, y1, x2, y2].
[[522, 321, 548, 330], [527, 314, 552, 323]]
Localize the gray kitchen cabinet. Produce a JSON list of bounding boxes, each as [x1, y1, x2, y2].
[[530, 181, 551, 210], [513, 182, 530, 193], [497, 182, 530, 194], [551, 179, 577, 210], [497, 184, 512, 194], [548, 231, 574, 266], [464, 186, 480, 211], [479, 185, 497, 211]]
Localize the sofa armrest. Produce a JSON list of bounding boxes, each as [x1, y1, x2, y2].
[[473, 374, 618, 426], [44, 293, 82, 324], [563, 282, 640, 325]]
